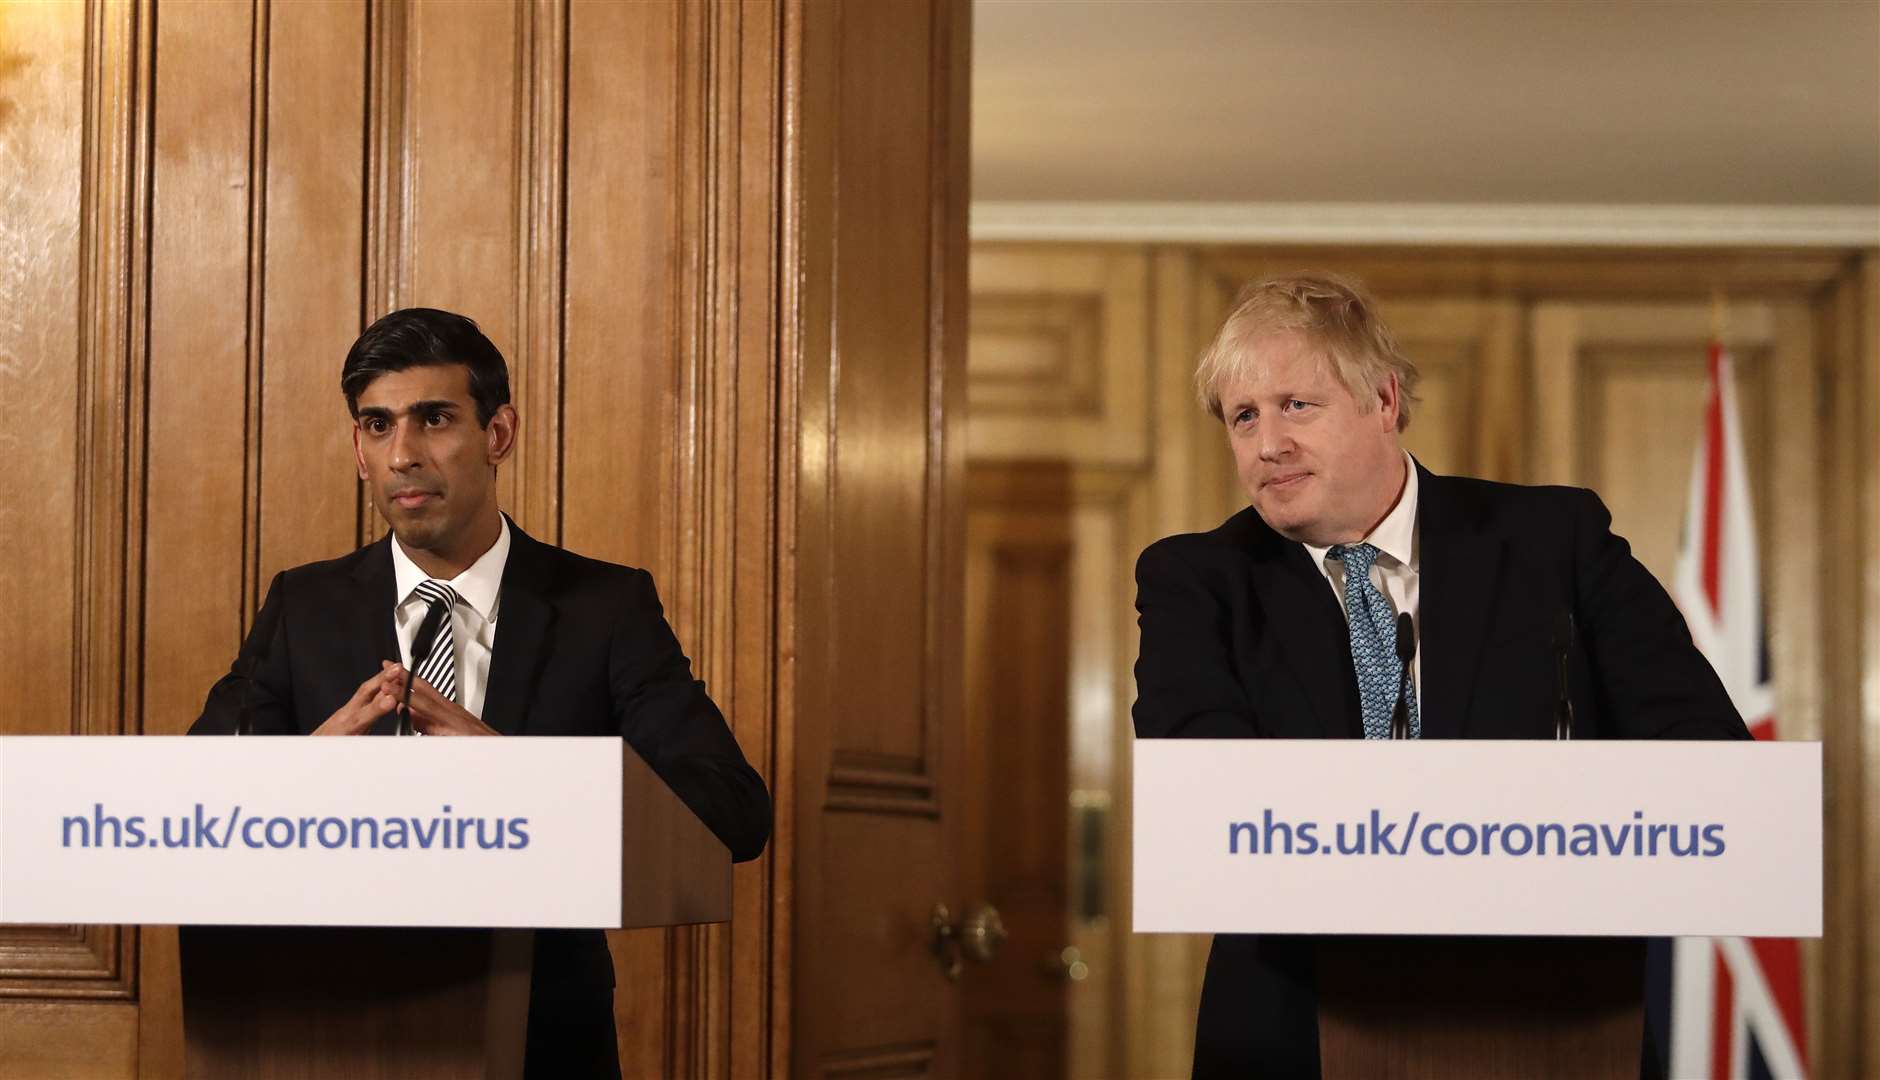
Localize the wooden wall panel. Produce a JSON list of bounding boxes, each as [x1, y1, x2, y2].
[[685, 5, 791, 1076], [0, 0, 142, 1051], [1856, 253, 1880, 1080], [967, 248, 1150, 466], [137, 7, 264, 1072], [0, 0, 86, 740], [562, 6, 686, 1067], [258, 0, 365, 584], [827, 0, 937, 771], [1530, 302, 1788, 586], [0, 1001, 138, 1079], [144, 0, 255, 739], [5, 0, 801, 1075], [401, 0, 523, 378], [1380, 298, 1523, 483], [563, 0, 679, 576], [508, 0, 565, 538]]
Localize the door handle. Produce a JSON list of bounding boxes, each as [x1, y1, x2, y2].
[[929, 902, 1006, 980]]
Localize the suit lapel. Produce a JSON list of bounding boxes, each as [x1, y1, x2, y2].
[[349, 536, 404, 736], [1248, 534, 1363, 739], [482, 517, 555, 737], [1416, 468, 1502, 740]]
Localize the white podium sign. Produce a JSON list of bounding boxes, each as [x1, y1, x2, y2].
[[0, 737, 625, 927], [1133, 740, 1820, 937]]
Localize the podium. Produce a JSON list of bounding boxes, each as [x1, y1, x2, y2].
[[1316, 936, 1645, 1077], [0, 736, 731, 1080], [1133, 740, 1821, 1079], [177, 925, 538, 1080]]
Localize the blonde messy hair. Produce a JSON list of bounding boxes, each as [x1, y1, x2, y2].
[[1194, 272, 1420, 432]]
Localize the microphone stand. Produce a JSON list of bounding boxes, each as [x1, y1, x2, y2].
[[1553, 611, 1577, 741]]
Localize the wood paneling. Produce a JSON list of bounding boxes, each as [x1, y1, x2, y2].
[[1855, 253, 1880, 1080], [789, 0, 971, 1076], [3, 0, 817, 1075], [0, 0, 88, 739], [967, 242, 1872, 1078], [1814, 263, 1865, 1079], [137, 4, 265, 1072], [826, 0, 939, 785], [0, 0, 147, 1022], [968, 248, 1150, 466], [559, 4, 689, 1066], [0, 1001, 138, 1079], [261, 0, 366, 581], [402, 1, 523, 344]]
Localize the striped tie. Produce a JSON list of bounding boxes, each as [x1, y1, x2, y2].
[[410, 580, 460, 702]]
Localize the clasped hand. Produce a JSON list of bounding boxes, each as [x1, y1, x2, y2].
[[312, 660, 499, 737]]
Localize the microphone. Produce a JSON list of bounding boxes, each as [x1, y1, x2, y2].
[[399, 599, 451, 736], [1553, 610, 1577, 741], [1391, 613, 1416, 740]]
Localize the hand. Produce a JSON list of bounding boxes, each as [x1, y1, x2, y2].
[[383, 665, 501, 737], [312, 662, 403, 736]]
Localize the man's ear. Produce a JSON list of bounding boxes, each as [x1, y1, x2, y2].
[[486, 404, 519, 466], [1375, 373, 1401, 431], [351, 424, 369, 481]]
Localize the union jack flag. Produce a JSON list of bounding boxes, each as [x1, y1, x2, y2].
[[1646, 341, 1808, 1079]]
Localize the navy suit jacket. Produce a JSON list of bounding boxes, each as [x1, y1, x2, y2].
[[191, 517, 770, 1004], [1132, 465, 1749, 1076]]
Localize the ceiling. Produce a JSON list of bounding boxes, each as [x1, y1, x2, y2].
[[973, 0, 1880, 206]]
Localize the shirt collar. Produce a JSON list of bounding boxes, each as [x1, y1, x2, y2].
[[1304, 450, 1420, 570], [391, 514, 511, 622]]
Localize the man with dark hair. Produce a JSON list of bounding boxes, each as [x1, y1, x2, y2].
[[192, 307, 769, 1078], [341, 306, 512, 426]]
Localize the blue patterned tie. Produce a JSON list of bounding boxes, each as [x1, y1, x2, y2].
[[1328, 543, 1419, 739]]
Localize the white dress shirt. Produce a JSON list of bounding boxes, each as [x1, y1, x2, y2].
[[1302, 452, 1422, 714], [390, 516, 510, 720]]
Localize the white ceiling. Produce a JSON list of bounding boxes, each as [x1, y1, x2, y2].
[[973, 0, 1880, 206]]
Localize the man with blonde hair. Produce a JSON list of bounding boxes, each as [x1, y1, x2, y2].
[[1132, 273, 1748, 1077]]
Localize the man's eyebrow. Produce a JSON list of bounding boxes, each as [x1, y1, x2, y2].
[[356, 399, 461, 420]]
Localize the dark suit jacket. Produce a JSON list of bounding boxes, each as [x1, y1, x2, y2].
[[191, 517, 771, 1010], [1132, 465, 1749, 1077]]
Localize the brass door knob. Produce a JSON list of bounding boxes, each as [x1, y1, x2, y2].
[[929, 902, 1007, 980], [957, 903, 1006, 962]]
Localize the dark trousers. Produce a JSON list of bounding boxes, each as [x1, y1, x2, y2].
[[1191, 935, 1321, 1080], [523, 990, 621, 1080]]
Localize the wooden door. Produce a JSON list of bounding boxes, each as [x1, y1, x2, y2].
[[787, 0, 974, 1077], [961, 246, 1160, 1079], [962, 466, 1074, 1079]]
